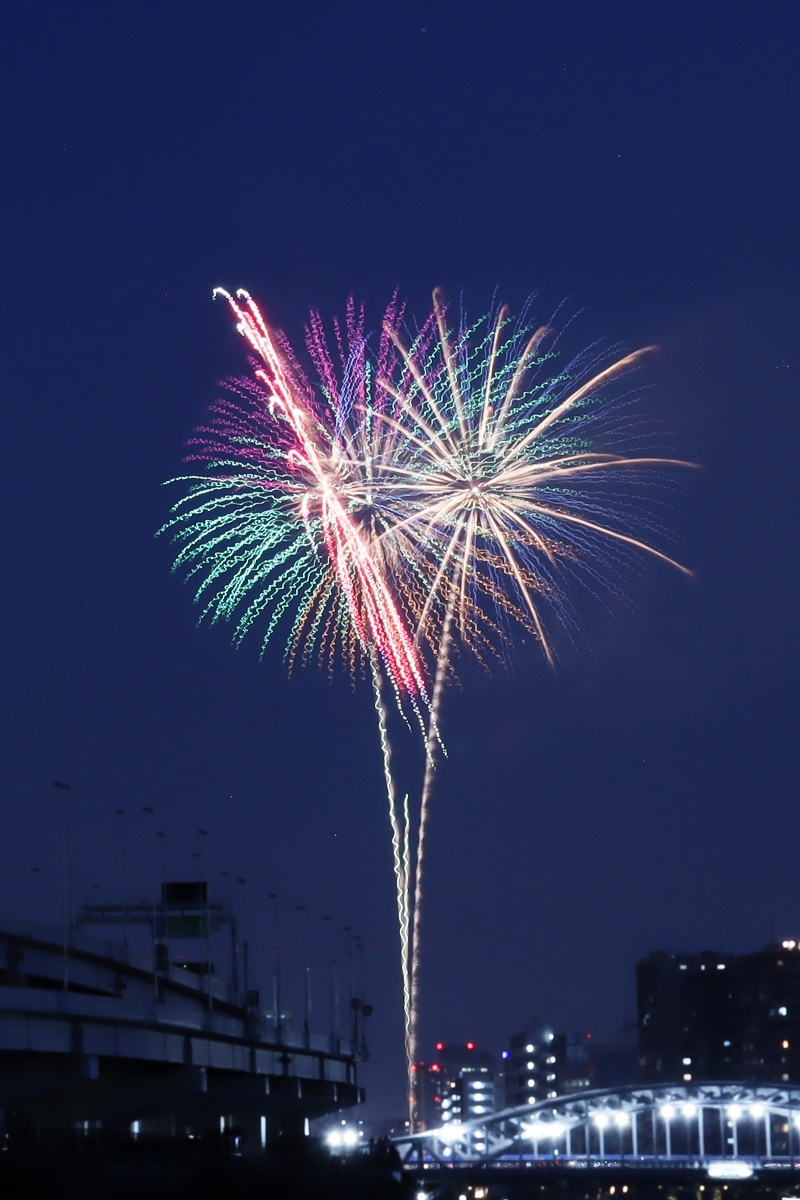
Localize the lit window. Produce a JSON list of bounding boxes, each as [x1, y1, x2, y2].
[[683, 1073, 693, 1081], [546, 1056, 556, 1065], [780, 1007, 789, 1016], [526, 1044, 535, 1053], [717, 963, 726, 970], [528, 1080, 535, 1088], [682, 1057, 692, 1065], [679, 964, 687, 971], [528, 1097, 535, 1105], [784, 1040, 791, 1049], [527, 1062, 535, 1070]]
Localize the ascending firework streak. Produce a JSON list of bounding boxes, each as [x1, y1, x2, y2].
[[162, 288, 436, 1054], [162, 287, 696, 1126], [369, 290, 696, 1120]]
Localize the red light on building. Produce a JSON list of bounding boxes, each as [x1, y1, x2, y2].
[[431, 1064, 441, 1072], [436, 1042, 445, 1051], [466, 1041, 476, 1050]]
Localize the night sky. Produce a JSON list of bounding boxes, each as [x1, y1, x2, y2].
[[2, 4, 798, 1117]]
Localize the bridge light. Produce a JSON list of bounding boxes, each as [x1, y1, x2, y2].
[[593, 1112, 610, 1129], [522, 1119, 567, 1140], [682, 1103, 697, 1118], [438, 1122, 465, 1145], [708, 1161, 754, 1180], [615, 1112, 630, 1127], [727, 1104, 742, 1121], [749, 1103, 765, 1118], [660, 1104, 675, 1121]]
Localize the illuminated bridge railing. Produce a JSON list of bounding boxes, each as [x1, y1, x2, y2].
[[393, 1082, 800, 1180]]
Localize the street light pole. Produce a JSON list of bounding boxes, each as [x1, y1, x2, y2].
[[53, 781, 71, 989]]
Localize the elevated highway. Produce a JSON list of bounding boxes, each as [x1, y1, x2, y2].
[[0, 914, 362, 1145]]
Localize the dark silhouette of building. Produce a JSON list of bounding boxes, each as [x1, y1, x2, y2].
[[637, 940, 800, 1085]]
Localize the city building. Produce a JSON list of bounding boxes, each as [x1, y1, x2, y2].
[[637, 940, 800, 1085], [503, 1022, 639, 1107], [502, 1021, 565, 1108], [415, 1041, 496, 1131]]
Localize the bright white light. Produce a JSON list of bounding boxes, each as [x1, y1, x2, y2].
[[728, 1105, 742, 1121], [327, 1131, 342, 1148], [780, 1006, 789, 1016], [527, 1061, 535, 1070], [417, 1192, 428, 1200], [438, 1122, 465, 1145], [522, 1120, 567, 1140], [682, 1103, 697, 1118], [793, 1113, 800, 1128], [593, 1112, 610, 1129], [682, 1057, 692, 1065], [749, 1103, 765, 1119], [526, 1044, 535, 1053], [660, 1105, 675, 1121], [708, 1161, 754, 1180], [615, 1112, 630, 1128], [343, 1129, 359, 1147]]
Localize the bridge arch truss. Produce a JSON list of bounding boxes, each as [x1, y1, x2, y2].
[[394, 1082, 800, 1169]]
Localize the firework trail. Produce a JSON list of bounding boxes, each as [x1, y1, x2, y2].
[[163, 287, 695, 1126], [364, 289, 696, 1120], [162, 289, 434, 1065]]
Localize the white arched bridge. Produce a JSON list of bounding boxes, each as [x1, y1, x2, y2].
[[394, 1082, 800, 1184]]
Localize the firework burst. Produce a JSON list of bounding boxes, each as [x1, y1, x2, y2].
[[162, 287, 696, 1125]]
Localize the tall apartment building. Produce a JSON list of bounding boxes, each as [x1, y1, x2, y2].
[[502, 1022, 566, 1108], [415, 1041, 497, 1131], [637, 940, 800, 1084]]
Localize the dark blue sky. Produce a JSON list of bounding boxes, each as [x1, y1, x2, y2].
[[1, 3, 798, 1116]]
